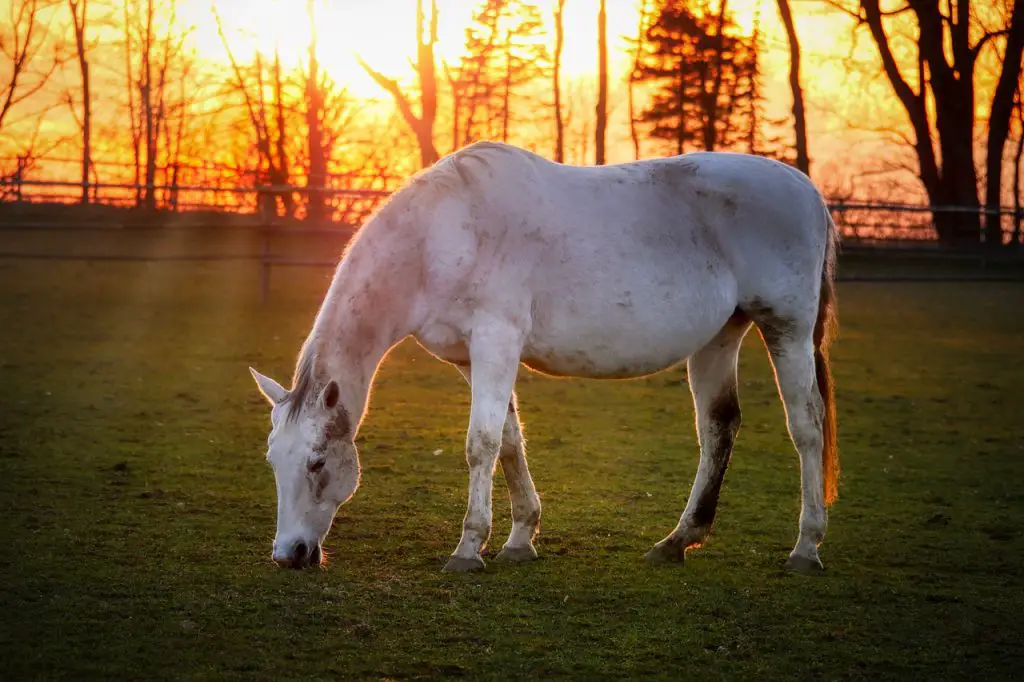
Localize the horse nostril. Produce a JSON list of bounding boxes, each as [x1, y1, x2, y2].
[[309, 544, 323, 566], [293, 542, 308, 567]]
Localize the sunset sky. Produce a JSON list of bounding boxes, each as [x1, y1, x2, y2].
[[0, 0, 1014, 203]]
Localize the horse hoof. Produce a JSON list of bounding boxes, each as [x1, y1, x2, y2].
[[784, 553, 824, 574], [442, 555, 486, 573], [495, 545, 538, 563], [644, 540, 685, 565]]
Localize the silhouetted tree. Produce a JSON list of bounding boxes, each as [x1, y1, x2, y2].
[[122, 0, 190, 211], [984, 0, 1024, 245], [633, 0, 759, 154], [627, 0, 653, 160], [553, 0, 565, 162], [1, 0, 63, 138], [450, 0, 550, 145], [853, 0, 1023, 244], [775, 0, 808, 175], [67, 0, 90, 202], [305, 0, 326, 221], [595, 0, 607, 164], [360, 0, 438, 168], [214, 8, 294, 216]]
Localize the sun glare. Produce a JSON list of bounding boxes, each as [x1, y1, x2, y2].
[[183, 0, 671, 98], [185, 0, 423, 97]]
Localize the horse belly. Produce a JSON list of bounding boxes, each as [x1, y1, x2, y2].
[[522, 285, 734, 379]]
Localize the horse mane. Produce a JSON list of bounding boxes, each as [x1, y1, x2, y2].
[[286, 339, 320, 422], [283, 142, 534, 423], [429, 141, 537, 191]]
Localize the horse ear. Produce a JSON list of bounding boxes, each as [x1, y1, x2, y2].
[[250, 367, 288, 405], [322, 380, 340, 410]]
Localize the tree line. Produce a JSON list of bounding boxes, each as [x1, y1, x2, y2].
[[1, 0, 1022, 245]]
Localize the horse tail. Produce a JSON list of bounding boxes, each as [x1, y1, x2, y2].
[[816, 207, 840, 505]]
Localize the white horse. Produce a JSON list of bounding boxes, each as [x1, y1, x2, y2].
[[250, 141, 839, 574]]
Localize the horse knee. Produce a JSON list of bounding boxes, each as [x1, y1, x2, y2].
[[466, 432, 500, 469]]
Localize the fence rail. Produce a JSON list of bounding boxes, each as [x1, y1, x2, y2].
[[3, 177, 1023, 299]]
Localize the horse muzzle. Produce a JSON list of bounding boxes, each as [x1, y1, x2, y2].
[[272, 540, 323, 569]]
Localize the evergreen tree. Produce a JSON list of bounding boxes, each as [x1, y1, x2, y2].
[[632, 0, 760, 155], [450, 0, 551, 146]]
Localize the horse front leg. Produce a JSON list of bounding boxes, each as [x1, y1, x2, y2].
[[443, 327, 522, 573], [454, 368, 542, 563]]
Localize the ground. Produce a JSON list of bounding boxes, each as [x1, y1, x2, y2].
[[1, 249, 1023, 680]]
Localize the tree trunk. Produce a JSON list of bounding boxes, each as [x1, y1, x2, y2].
[[775, 0, 808, 175], [703, 0, 729, 151], [123, 1, 141, 206], [419, 0, 439, 165], [142, 0, 157, 212], [861, 0, 979, 244], [502, 33, 511, 144], [306, 0, 326, 222], [70, 0, 91, 204], [628, 0, 649, 161], [553, 0, 565, 163], [361, 0, 438, 167], [1014, 99, 1023, 247], [271, 50, 294, 217], [984, 0, 1024, 247], [595, 0, 607, 165]]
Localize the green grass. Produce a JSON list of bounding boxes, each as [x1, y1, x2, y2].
[[1, 255, 1023, 680]]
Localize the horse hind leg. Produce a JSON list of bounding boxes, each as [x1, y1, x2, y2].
[[645, 313, 751, 564], [755, 308, 829, 573]]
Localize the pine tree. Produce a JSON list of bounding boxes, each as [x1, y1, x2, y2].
[[632, 0, 760, 155], [450, 0, 551, 146]]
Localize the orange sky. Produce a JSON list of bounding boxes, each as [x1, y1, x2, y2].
[[188, 0, 873, 161], [0, 0, 1014, 202]]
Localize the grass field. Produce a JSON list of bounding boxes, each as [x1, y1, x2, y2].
[[1, 251, 1023, 680]]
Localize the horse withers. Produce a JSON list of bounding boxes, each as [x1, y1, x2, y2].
[[250, 141, 839, 573]]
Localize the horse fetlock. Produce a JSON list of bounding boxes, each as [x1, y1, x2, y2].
[[676, 522, 712, 549], [798, 515, 827, 546]]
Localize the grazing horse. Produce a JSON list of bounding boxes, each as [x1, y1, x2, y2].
[[250, 141, 839, 574]]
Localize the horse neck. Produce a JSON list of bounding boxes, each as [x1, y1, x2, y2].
[[310, 217, 421, 424]]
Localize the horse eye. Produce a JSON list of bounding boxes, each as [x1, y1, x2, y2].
[[308, 459, 326, 474]]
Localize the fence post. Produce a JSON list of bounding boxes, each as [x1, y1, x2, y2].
[[259, 186, 273, 305], [14, 156, 25, 202], [260, 228, 271, 305]]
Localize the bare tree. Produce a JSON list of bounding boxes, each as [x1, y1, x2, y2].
[[1014, 91, 1023, 246], [449, 0, 550, 147], [64, 0, 90, 202], [360, 0, 438, 168], [704, 0, 730, 151], [984, 0, 1024, 245], [214, 7, 294, 216], [775, 0, 808, 175], [633, 0, 760, 155], [628, 0, 652, 160], [1, 0, 62, 137], [121, 0, 189, 210], [854, 0, 1022, 244], [122, 0, 140, 204], [553, 0, 565, 162], [305, 0, 326, 221], [595, 0, 607, 165]]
